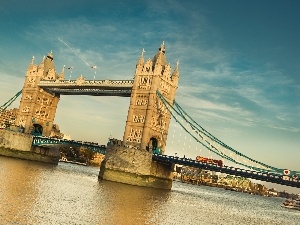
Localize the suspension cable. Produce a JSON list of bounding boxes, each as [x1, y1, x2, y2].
[[156, 90, 299, 176], [0, 90, 22, 113]]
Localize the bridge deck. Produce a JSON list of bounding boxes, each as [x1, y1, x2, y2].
[[153, 154, 300, 188], [32, 136, 106, 154]]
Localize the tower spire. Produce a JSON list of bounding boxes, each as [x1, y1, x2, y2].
[[142, 48, 145, 57], [137, 48, 145, 65], [58, 65, 65, 80], [134, 48, 145, 76], [160, 41, 165, 54], [152, 41, 167, 66]]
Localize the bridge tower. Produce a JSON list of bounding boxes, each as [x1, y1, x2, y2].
[[99, 43, 179, 189], [123, 42, 179, 153], [16, 52, 63, 136]]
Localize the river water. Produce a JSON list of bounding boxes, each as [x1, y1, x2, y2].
[[0, 156, 299, 225]]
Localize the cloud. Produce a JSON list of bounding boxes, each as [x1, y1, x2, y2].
[[2, 1, 299, 144]]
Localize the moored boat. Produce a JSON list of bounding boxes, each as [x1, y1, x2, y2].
[[281, 198, 300, 210]]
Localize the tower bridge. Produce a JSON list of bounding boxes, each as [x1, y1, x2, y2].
[[0, 42, 299, 189], [1, 42, 179, 189]]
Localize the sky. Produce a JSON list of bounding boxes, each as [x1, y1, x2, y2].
[[0, 0, 299, 192]]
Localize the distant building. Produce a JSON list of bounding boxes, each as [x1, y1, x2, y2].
[[0, 108, 66, 138], [0, 108, 18, 129], [267, 188, 278, 196], [63, 134, 71, 140]]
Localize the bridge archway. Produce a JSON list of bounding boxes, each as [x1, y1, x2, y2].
[[31, 124, 43, 136], [146, 136, 163, 154], [150, 137, 158, 150]]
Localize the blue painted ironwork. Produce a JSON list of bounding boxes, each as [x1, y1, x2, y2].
[[156, 90, 300, 178], [152, 147, 162, 154], [32, 136, 106, 154], [152, 154, 300, 188], [0, 90, 22, 113]]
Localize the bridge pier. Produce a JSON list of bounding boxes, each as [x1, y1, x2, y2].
[[98, 144, 174, 189], [0, 129, 60, 164]]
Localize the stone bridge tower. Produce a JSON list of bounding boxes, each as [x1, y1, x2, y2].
[[16, 52, 63, 136], [99, 43, 179, 189], [123, 42, 179, 153]]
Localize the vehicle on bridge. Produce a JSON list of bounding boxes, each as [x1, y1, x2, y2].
[[196, 156, 223, 167]]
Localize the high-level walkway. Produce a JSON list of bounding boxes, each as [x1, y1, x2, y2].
[[38, 78, 133, 97]]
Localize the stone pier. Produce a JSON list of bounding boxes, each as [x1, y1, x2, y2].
[[0, 129, 60, 164], [99, 143, 174, 189]]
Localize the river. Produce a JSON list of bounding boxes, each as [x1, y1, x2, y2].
[[0, 156, 299, 225]]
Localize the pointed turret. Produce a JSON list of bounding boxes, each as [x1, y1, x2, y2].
[[38, 51, 59, 80], [152, 41, 167, 66], [48, 50, 53, 60], [171, 60, 180, 86], [137, 48, 145, 65], [58, 66, 65, 80], [27, 56, 36, 71], [135, 48, 145, 76], [39, 55, 46, 70]]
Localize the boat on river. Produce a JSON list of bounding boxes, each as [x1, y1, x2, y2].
[[59, 157, 87, 166], [281, 198, 300, 210]]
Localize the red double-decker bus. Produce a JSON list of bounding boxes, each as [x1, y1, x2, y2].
[[196, 156, 223, 167]]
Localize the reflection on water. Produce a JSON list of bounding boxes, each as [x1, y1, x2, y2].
[[0, 156, 299, 225], [0, 157, 52, 224]]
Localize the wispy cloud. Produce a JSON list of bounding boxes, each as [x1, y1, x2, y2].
[[1, 1, 298, 153]]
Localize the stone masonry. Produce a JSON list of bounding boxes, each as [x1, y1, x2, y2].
[[123, 42, 179, 153], [16, 53, 63, 136], [100, 43, 179, 189], [0, 129, 59, 164], [99, 141, 174, 189]]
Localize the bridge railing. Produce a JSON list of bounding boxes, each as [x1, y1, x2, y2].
[[152, 154, 300, 188], [32, 136, 106, 154], [38, 79, 134, 87], [156, 90, 300, 178]]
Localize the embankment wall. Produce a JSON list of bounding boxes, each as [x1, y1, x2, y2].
[[0, 130, 59, 164]]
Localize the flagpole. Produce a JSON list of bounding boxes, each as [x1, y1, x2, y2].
[[91, 65, 97, 81], [66, 66, 73, 81], [69, 69, 72, 81]]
